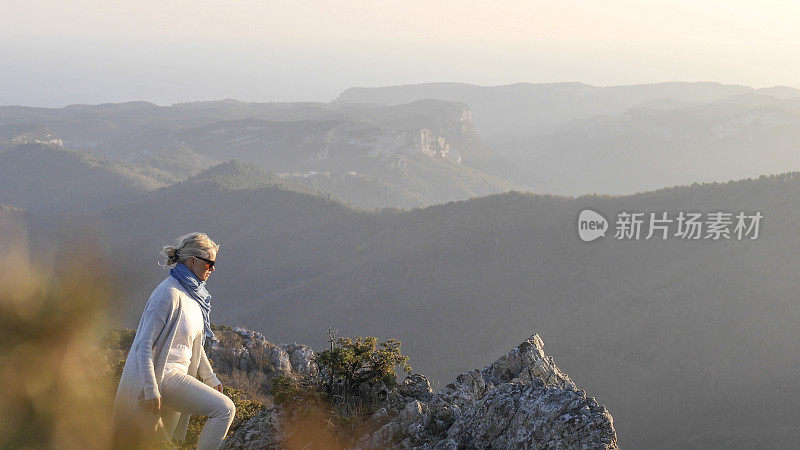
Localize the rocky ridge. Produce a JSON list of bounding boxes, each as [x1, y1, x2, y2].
[[207, 326, 317, 382], [222, 332, 618, 449]]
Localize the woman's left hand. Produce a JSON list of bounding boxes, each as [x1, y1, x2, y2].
[[215, 384, 223, 392]]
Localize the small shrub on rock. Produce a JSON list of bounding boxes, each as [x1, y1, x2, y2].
[[316, 336, 411, 395]]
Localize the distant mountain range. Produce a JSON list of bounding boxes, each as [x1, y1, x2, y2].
[[6, 81, 800, 200], [335, 81, 800, 142], [336, 82, 800, 195], [0, 99, 514, 208]]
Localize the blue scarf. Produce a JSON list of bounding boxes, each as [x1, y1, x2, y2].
[[170, 262, 217, 346]]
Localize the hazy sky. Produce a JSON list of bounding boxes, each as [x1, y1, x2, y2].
[[3, 0, 800, 107]]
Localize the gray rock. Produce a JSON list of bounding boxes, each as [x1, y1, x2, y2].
[[269, 346, 292, 373], [355, 333, 618, 449], [432, 369, 488, 412], [207, 326, 317, 388], [287, 344, 317, 375], [399, 374, 434, 402], [433, 438, 458, 449], [224, 332, 618, 450], [366, 407, 390, 428], [399, 400, 430, 430], [446, 382, 616, 449], [221, 406, 282, 450]]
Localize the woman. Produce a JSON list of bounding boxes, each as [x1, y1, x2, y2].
[[112, 232, 235, 449]]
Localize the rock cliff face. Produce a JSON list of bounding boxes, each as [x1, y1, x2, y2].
[[207, 326, 317, 380], [222, 333, 618, 449], [319, 122, 459, 163]]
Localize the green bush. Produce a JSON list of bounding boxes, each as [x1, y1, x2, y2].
[[271, 374, 328, 409], [270, 336, 413, 447], [316, 336, 411, 393]]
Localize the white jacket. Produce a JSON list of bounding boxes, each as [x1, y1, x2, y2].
[[111, 276, 221, 444]]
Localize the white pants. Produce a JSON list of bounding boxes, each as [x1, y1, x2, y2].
[[161, 370, 235, 450]]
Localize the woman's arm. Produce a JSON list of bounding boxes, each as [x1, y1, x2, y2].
[[134, 297, 170, 401], [198, 346, 222, 390]]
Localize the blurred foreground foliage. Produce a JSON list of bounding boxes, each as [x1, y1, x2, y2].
[[0, 236, 115, 448]]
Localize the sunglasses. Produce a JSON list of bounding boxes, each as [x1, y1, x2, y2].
[[195, 256, 216, 268]]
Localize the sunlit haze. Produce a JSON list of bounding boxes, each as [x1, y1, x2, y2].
[[3, 0, 800, 106]]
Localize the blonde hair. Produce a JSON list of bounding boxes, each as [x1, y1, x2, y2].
[[160, 232, 219, 268]]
